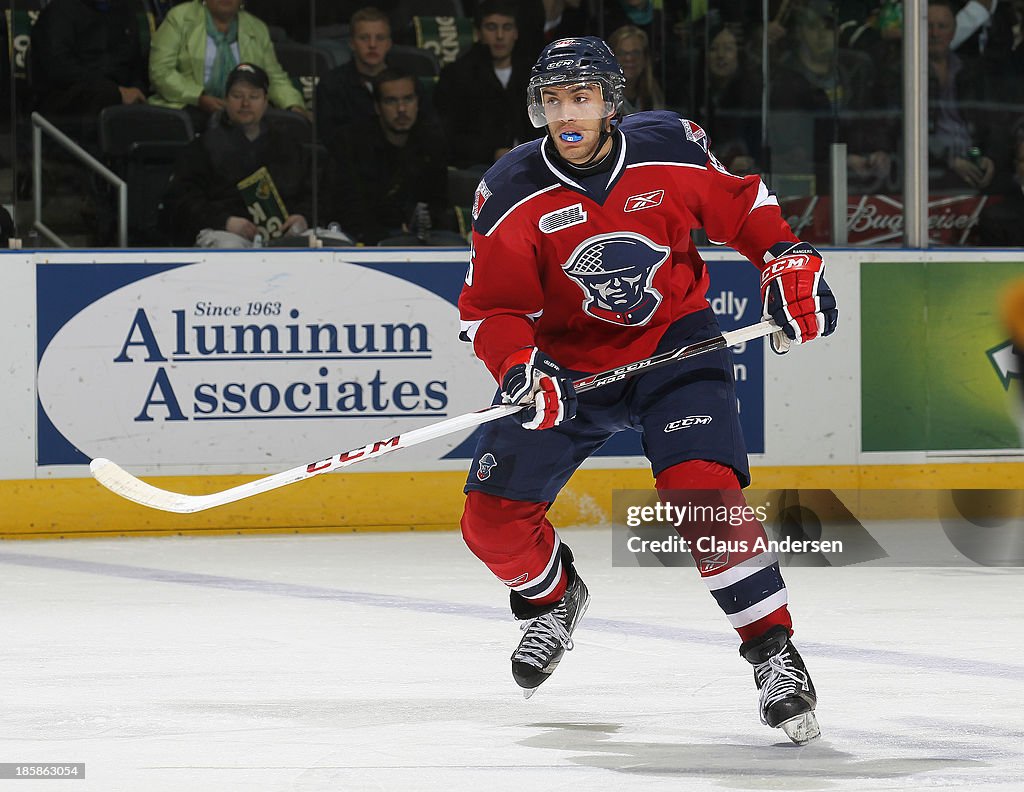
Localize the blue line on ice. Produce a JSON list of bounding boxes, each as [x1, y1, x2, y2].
[[2, 550, 1022, 682]]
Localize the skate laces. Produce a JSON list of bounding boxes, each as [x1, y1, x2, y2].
[[755, 650, 808, 723], [512, 604, 574, 668]]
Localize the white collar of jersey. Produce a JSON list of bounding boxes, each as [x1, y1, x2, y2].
[[541, 128, 627, 194]]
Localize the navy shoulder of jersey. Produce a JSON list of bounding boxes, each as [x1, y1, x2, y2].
[[471, 139, 556, 236], [619, 110, 712, 168]]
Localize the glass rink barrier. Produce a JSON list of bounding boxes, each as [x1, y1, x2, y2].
[[3, 0, 1024, 249]]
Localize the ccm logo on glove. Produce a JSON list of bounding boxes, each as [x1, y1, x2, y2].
[[760, 253, 812, 286], [760, 242, 839, 355]]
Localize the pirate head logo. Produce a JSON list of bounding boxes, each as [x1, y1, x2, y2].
[[476, 452, 498, 481], [562, 232, 670, 326]]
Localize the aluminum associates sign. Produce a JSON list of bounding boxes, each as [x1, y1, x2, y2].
[[35, 253, 494, 471]]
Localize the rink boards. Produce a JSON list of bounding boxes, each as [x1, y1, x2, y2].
[[1, 247, 1023, 538]]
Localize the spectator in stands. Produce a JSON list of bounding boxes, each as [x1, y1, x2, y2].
[[601, 0, 680, 78], [957, 0, 1024, 145], [875, 0, 1003, 53], [433, 0, 539, 171], [30, 0, 149, 138], [976, 124, 1024, 244], [148, 0, 307, 129], [771, 0, 896, 193], [601, 0, 656, 40], [608, 25, 665, 114], [865, 0, 1014, 100], [927, 0, 999, 192], [328, 69, 461, 246], [162, 63, 314, 247], [739, 1, 794, 72], [691, 23, 763, 175], [464, 0, 551, 61], [537, 0, 591, 44], [316, 6, 393, 144]]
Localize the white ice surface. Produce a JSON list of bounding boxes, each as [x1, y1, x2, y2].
[[2, 527, 1023, 792]]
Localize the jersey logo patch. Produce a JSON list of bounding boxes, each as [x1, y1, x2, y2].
[[476, 452, 498, 481], [539, 203, 587, 233], [624, 190, 665, 213], [471, 179, 492, 221], [562, 232, 670, 327], [681, 119, 709, 152]]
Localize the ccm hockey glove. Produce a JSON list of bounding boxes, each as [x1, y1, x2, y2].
[[499, 347, 578, 430], [760, 241, 839, 354]]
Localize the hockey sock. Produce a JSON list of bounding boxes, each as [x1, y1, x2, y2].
[[461, 491, 568, 608], [656, 460, 793, 642]]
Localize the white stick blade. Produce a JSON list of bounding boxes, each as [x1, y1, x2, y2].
[[89, 457, 206, 514]]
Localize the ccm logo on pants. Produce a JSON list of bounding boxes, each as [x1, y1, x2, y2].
[[664, 415, 713, 432]]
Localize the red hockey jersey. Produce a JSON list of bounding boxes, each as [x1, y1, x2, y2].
[[458, 111, 798, 378]]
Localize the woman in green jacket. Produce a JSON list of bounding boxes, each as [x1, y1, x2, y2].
[[148, 0, 306, 123]]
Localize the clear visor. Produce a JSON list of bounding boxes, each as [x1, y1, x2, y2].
[[527, 81, 617, 128]]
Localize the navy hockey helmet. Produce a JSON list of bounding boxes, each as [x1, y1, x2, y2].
[[527, 36, 626, 128]]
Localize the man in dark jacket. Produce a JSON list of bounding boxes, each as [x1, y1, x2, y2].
[[315, 6, 393, 144], [925, 0, 1006, 194], [977, 133, 1024, 246], [432, 0, 540, 170], [30, 0, 148, 128], [329, 68, 459, 245], [163, 63, 314, 246], [770, 0, 896, 194]]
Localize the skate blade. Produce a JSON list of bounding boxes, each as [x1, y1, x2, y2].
[[779, 711, 820, 745], [522, 687, 538, 700]]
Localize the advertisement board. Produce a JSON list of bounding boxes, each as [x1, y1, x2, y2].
[[861, 260, 1024, 452], [35, 253, 494, 471], [782, 194, 992, 246], [6, 247, 1024, 537]]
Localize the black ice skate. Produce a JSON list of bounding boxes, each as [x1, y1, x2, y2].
[[509, 549, 590, 699], [740, 625, 820, 745]]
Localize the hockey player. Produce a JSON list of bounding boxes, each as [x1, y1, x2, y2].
[[457, 37, 836, 745]]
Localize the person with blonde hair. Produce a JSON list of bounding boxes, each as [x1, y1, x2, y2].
[[607, 25, 664, 113]]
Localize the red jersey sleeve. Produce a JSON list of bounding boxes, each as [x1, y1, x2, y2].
[[458, 219, 545, 382], [694, 163, 799, 270]]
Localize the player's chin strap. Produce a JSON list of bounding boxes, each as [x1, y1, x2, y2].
[[551, 117, 619, 170], [583, 125, 615, 168]]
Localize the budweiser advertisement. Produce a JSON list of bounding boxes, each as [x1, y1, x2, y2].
[[781, 193, 995, 246]]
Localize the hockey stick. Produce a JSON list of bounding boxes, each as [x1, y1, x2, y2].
[[90, 319, 779, 513]]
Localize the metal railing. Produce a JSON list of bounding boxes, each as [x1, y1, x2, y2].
[[903, 0, 929, 248], [32, 112, 127, 248], [830, 143, 848, 245]]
